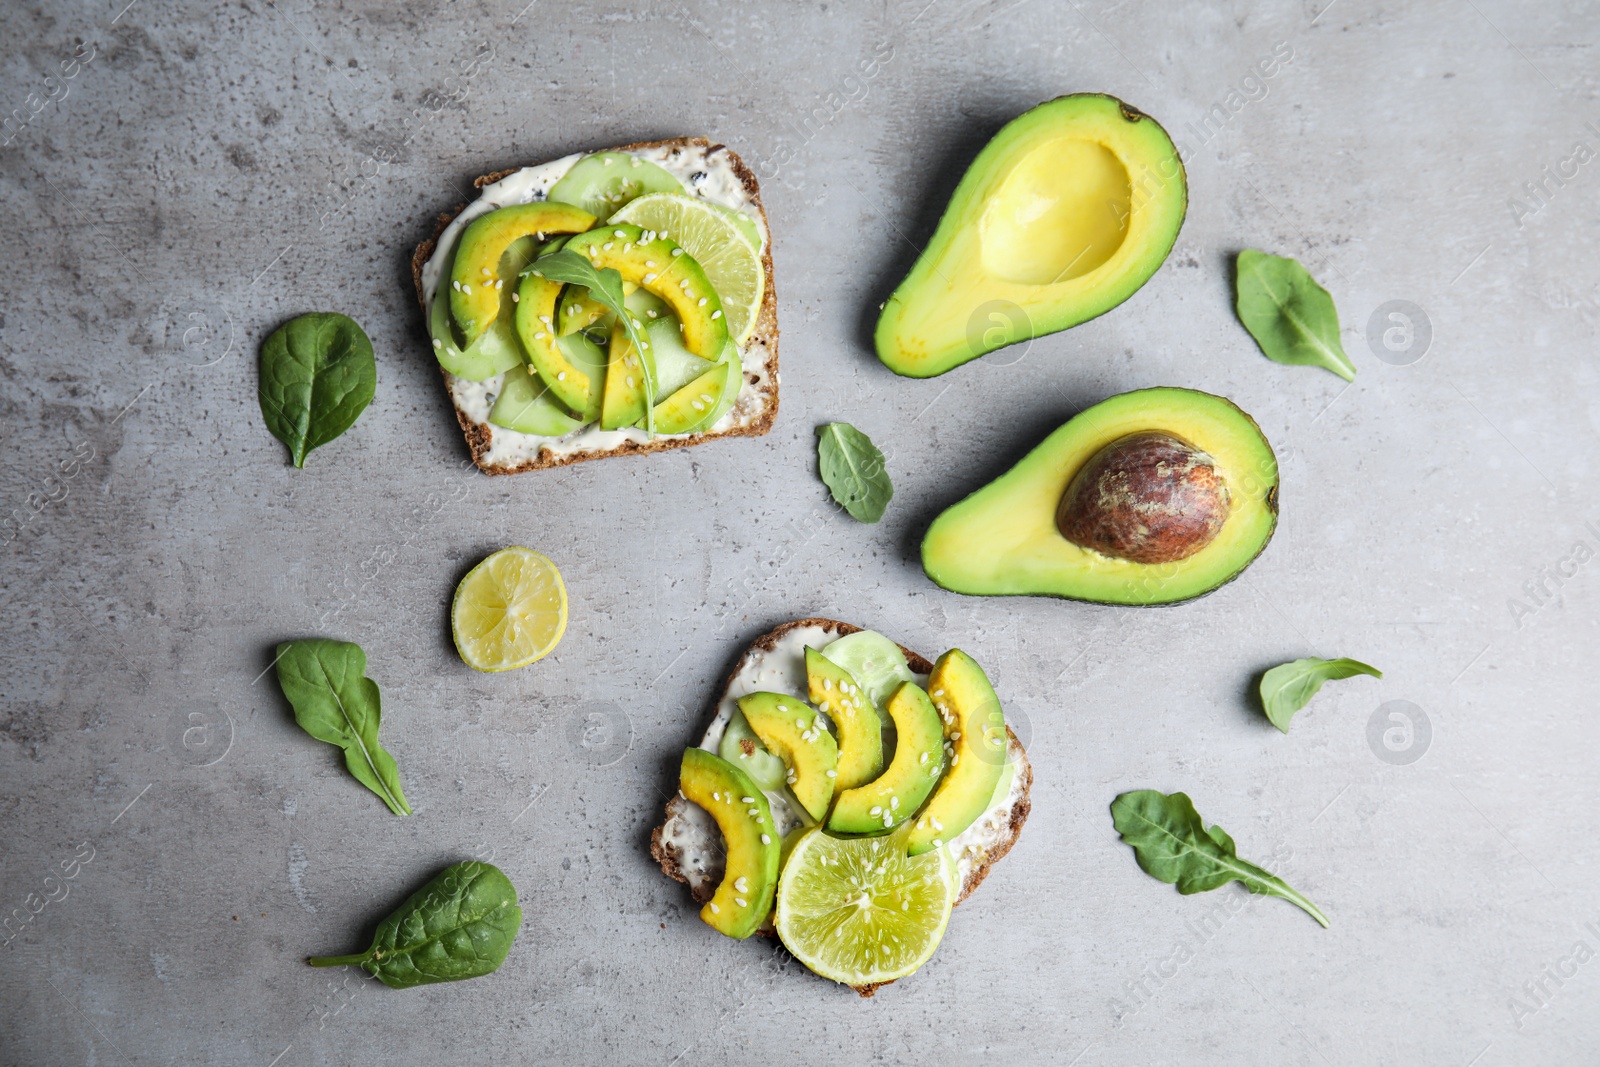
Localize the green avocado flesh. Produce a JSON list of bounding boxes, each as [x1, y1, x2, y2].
[[922, 387, 1278, 605], [678, 747, 780, 939], [547, 151, 684, 219], [451, 202, 596, 344], [562, 225, 729, 360], [718, 708, 787, 792], [875, 94, 1186, 378], [828, 681, 947, 834], [805, 647, 882, 792], [906, 651, 1007, 857], [737, 692, 839, 821]]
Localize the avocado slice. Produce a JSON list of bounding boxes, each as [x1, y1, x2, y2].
[[718, 707, 787, 792], [599, 320, 656, 430], [922, 387, 1278, 605], [653, 357, 738, 436], [547, 151, 685, 219], [804, 647, 882, 792], [875, 94, 1186, 378], [677, 747, 780, 939], [736, 692, 839, 821], [906, 651, 1007, 856], [451, 202, 596, 344], [828, 681, 947, 834], [515, 274, 604, 419], [562, 225, 729, 361]]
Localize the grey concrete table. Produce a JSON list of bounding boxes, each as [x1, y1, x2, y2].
[[3, 1, 1596, 1063]]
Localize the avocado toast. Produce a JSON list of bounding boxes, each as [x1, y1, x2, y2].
[[412, 137, 779, 473], [651, 618, 1032, 996]]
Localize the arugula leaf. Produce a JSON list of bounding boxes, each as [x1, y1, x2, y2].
[[258, 312, 376, 467], [528, 250, 656, 434], [817, 422, 893, 523], [1234, 250, 1356, 381], [1259, 656, 1382, 733], [308, 861, 522, 988], [274, 639, 411, 816], [1111, 790, 1328, 927]]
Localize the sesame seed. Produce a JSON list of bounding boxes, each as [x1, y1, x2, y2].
[[735, 897, 748, 907], [952, 731, 962, 741], [432, 338, 442, 348], [747, 808, 760, 817], [919, 752, 929, 765], [952, 754, 960, 765], [869, 806, 882, 816], [646, 309, 658, 318], [823, 679, 832, 691], [671, 248, 684, 256], [556, 372, 566, 381], [741, 797, 755, 804], [734, 877, 748, 892], [603, 242, 614, 251], [535, 332, 548, 340], [643, 273, 658, 284], [481, 267, 491, 276], [627, 376, 635, 388], [890, 796, 900, 809], [760, 833, 771, 844], [614, 229, 627, 238], [540, 315, 552, 325], [931, 818, 944, 831], [709, 902, 719, 913], [711, 310, 722, 320], [511, 293, 519, 302], [825, 769, 837, 778], [452, 280, 461, 291], [645, 260, 658, 268], [691, 400, 705, 411]]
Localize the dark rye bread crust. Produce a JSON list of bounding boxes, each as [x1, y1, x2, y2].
[[410, 137, 780, 474], [650, 617, 1034, 997]]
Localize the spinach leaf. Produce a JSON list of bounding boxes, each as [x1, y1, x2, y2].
[[1111, 789, 1328, 927], [817, 422, 893, 523], [274, 639, 410, 816], [308, 861, 522, 988], [1259, 656, 1382, 733], [258, 312, 377, 467], [1234, 250, 1355, 381], [527, 250, 655, 434]]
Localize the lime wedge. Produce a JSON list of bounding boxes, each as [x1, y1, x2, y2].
[[609, 193, 765, 345], [451, 547, 568, 672], [774, 825, 955, 987]]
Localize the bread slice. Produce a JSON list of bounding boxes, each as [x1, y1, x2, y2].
[[650, 617, 1033, 997], [411, 137, 779, 474]]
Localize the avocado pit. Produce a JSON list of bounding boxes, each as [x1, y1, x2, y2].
[[1055, 432, 1229, 564]]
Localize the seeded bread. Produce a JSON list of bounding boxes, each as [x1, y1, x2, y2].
[[650, 617, 1034, 997], [411, 137, 779, 474]]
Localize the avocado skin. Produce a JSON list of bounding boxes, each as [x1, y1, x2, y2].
[[921, 388, 1278, 606], [875, 93, 1187, 378], [678, 746, 780, 939]]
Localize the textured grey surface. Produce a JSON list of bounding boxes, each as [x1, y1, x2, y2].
[[2, 0, 1597, 1063]]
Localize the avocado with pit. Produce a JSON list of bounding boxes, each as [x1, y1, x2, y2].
[[451, 202, 596, 344], [736, 692, 839, 821], [906, 650, 1008, 856], [805, 647, 882, 791], [677, 746, 780, 939], [828, 681, 948, 835], [875, 94, 1186, 378], [922, 387, 1278, 605]]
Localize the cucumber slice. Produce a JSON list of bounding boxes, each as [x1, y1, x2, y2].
[[820, 631, 915, 712], [646, 315, 714, 397], [702, 340, 743, 429], [488, 365, 582, 435], [547, 151, 684, 219], [711, 202, 763, 253], [718, 709, 787, 792]]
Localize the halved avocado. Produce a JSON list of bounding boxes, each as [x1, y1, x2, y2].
[[875, 94, 1186, 378], [906, 650, 1007, 857], [828, 681, 947, 835], [677, 746, 780, 939], [737, 692, 839, 821], [451, 203, 596, 344], [922, 388, 1278, 605], [804, 647, 882, 791]]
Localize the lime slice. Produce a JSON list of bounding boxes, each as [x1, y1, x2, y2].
[[451, 547, 568, 672], [774, 825, 955, 987], [609, 193, 765, 345]]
